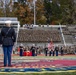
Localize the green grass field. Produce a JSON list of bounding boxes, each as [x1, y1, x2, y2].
[[1, 54, 76, 60], [0, 71, 76, 75]]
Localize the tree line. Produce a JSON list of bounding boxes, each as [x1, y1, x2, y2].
[[0, 0, 76, 26]]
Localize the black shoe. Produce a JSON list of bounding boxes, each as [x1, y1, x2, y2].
[[4, 65, 7, 67], [8, 65, 13, 67]]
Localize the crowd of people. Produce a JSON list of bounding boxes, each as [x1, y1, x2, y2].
[[18, 29, 61, 42], [14, 44, 76, 56]]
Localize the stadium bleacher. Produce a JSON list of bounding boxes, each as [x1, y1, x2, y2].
[[17, 29, 61, 43]]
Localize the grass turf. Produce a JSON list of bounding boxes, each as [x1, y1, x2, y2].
[[0, 71, 76, 75]]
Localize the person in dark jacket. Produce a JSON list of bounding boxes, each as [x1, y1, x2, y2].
[[30, 44, 36, 56], [0, 20, 16, 67], [55, 46, 59, 56], [60, 46, 64, 56], [19, 44, 24, 56], [44, 47, 48, 56]]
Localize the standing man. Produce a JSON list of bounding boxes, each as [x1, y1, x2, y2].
[[55, 46, 59, 56], [19, 44, 24, 56], [0, 20, 16, 67], [48, 39, 54, 56], [30, 44, 36, 56], [60, 46, 64, 56], [44, 46, 48, 56]]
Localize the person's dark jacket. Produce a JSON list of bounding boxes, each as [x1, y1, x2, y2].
[[30, 46, 35, 52], [55, 46, 59, 51], [44, 47, 48, 52], [0, 33, 2, 44], [0, 26, 16, 46]]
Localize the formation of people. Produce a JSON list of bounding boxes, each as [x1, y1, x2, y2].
[[16, 44, 65, 56], [44, 45, 64, 56]]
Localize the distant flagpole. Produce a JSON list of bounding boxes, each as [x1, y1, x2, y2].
[[4, 0, 6, 17], [33, 0, 37, 25], [9, 0, 13, 12]]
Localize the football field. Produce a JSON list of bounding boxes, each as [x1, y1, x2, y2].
[[0, 54, 76, 75]]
